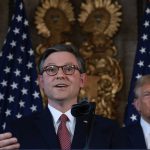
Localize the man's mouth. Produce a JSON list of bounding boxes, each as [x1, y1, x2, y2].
[[54, 84, 68, 88]]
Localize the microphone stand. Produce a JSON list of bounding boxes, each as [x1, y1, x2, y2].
[[71, 99, 96, 149], [84, 102, 96, 150]]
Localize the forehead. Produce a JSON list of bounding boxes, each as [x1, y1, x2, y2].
[[141, 84, 150, 91], [43, 51, 78, 66]]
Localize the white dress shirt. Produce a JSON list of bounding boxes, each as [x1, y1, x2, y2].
[[48, 104, 76, 141], [140, 117, 150, 149]]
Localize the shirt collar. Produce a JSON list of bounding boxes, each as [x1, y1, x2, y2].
[[48, 104, 75, 125], [140, 117, 150, 135]]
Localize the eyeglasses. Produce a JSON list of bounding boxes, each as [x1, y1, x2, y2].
[[41, 64, 81, 76]]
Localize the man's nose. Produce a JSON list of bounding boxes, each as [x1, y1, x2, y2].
[[56, 68, 66, 77]]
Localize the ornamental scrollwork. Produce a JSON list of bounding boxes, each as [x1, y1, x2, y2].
[[78, 0, 123, 119], [34, 0, 123, 119]]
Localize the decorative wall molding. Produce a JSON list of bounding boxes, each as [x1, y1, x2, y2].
[[34, 0, 123, 119]]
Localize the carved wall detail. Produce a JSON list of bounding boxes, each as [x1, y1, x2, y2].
[[78, 0, 123, 119], [34, 0, 123, 119], [34, 0, 75, 55]]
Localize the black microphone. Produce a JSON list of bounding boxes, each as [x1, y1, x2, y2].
[[71, 97, 96, 150], [71, 97, 91, 117]]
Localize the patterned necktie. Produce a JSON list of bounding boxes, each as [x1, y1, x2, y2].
[[57, 114, 71, 150]]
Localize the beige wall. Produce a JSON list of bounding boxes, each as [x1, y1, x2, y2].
[[115, 0, 138, 123]]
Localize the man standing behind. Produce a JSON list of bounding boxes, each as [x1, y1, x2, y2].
[[0, 44, 118, 149], [112, 75, 150, 149]]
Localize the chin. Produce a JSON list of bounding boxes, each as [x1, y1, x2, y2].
[[54, 97, 67, 101]]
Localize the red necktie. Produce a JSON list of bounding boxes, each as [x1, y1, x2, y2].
[[57, 114, 71, 150]]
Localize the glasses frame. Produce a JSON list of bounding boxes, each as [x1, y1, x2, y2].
[[41, 64, 81, 76]]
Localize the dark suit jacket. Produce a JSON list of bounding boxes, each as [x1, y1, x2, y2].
[[8, 107, 118, 149], [111, 123, 147, 149]]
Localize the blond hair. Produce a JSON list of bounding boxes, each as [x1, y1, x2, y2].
[[134, 75, 150, 98]]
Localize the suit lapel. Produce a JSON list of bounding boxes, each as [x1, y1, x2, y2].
[[128, 124, 147, 149], [34, 107, 60, 149], [71, 116, 88, 149]]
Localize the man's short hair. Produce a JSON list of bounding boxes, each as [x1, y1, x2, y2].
[[38, 44, 86, 74]]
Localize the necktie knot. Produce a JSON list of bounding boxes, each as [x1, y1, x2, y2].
[[60, 114, 69, 123]]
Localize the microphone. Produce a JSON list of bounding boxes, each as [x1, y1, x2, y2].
[[71, 97, 91, 117], [71, 97, 96, 149]]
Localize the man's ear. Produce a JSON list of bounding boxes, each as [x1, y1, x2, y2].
[[38, 74, 44, 89], [133, 99, 140, 112], [80, 73, 87, 88]]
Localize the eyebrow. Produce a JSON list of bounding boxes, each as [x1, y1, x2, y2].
[[143, 91, 150, 94], [44, 62, 79, 67], [141, 91, 150, 97]]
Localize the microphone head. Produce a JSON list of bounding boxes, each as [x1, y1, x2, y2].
[[71, 98, 91, 117]]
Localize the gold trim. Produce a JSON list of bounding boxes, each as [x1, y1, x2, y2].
[[34, 0, 75, 38], [78, 0, 122, 37]]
